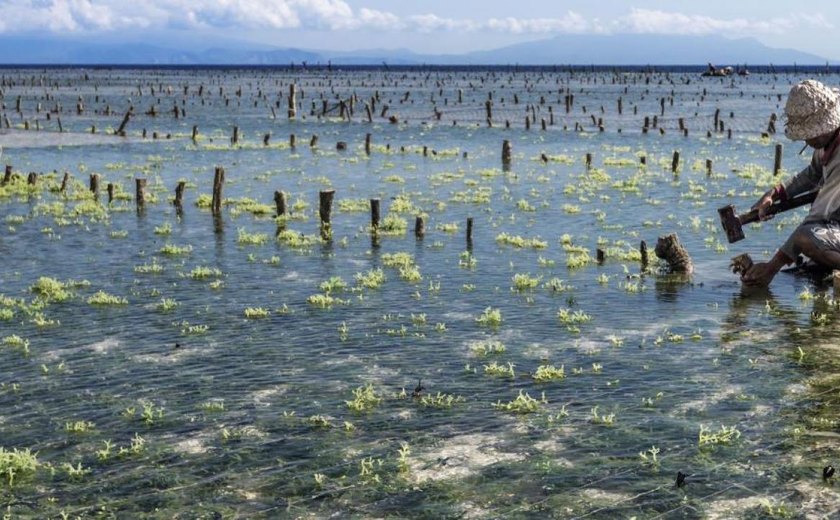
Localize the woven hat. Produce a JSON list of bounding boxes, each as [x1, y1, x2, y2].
[[784, 80, 840, 140]]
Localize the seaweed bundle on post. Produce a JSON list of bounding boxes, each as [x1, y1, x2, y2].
[[654, 233, 693, 274]]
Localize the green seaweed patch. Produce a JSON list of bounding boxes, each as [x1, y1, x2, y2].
[[493, 391, 545, 413], [87, 290, 128, 305]]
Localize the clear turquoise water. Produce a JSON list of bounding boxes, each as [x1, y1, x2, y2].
[[0, 68, 839, 518]]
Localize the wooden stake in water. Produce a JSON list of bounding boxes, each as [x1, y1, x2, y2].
[[370, 198, 380, 230], [174, 181, 186, 209], [136, 178, 147, 209], [274, 191, 286, 217], [502, 140, 512, 168], [288, 84, 297, 119], [211, 167, 224, 216], [2, 164, 11, 185], [89, 174, 99, 199], [107, 183, 114, 204], [319, 190, 335, 239], [774, 143, 783, 176], [466, 217, 474, 245], [706, 159, 713, 177], [671, 151, 680, 173], [415, 216, 425, 239]]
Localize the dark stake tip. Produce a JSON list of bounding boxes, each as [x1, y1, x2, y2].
[[412, 379, 424, 398], [174, 342, 181, 349], [824, 465, 835, 481], [675, 471, 687, 488]]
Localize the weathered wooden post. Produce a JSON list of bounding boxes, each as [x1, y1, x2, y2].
[[27, 172, 37, 186], [596, 248, 605, 264], [671, 151, 680, 173], [310, 135, 319, 148], [211, 167, 224, 216], [2, 165, 12, 185], [107, 183, 115, 204], [263, 133, 271, 146], [466, 217, 474, 245], [485, 100, 492, 126], [135, 178, 147, 209], [290, 134, 296, 149], [502, 140, 512, 169], [640, 240, 649, 269], [59, 172, 69, 193], [288, 84, 297, 119], [116, 108, 132, 136], [89, 174, 100, 199], [654, 233, 693, 273], [231, 126, 239, 145], [706, 159, 713, 177], [365, 133, 372, 155], [414, 216, 425, 239], [274, 191, 286, 216], [319, 189, 335, 239], [370, 198, 380, 230], [191, 125, 198, 142], [174, 181, 186, 208], [774, 143, 783, 176]]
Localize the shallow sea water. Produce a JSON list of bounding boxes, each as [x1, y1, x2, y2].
[[1, 67, 840, 518]]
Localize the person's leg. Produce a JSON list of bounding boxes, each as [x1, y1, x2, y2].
[[793, 223, 840, 269]]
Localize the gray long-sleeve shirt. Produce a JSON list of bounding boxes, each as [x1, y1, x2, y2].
[[779, 146, 840, 259]]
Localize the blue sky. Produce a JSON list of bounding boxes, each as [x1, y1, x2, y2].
[[0, 0, 836, 59]]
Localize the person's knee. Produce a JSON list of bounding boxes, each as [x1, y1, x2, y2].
[[792, 228, 819, 255]]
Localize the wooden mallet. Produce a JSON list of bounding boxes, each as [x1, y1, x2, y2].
[[717, 190, 818, 243]]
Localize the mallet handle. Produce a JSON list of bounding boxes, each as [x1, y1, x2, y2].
[[738, 190, 818, 225]]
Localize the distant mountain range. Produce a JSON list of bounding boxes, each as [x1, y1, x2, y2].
[[0, 33, 833, 66]]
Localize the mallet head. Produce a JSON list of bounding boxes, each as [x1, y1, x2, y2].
[[718, 204, 745, 243]]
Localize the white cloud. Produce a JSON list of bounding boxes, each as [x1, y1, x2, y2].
[[485, 12, 590, 34], [615, 9, 832, 36], [0, 2, 831, 41]]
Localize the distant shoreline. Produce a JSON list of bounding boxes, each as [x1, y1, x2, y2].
[[0, 63, 836, 73]]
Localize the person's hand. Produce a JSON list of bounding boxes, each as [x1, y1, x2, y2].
[[751, 191, 775, 221], [741, 262, 780, 287]]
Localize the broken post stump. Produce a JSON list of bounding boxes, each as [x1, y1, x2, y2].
[[671, 151, 680, 173], [274, 191, 287, 217], [2, 165, 12, 185], [654, 233, 693, 274], [107, 183, 114, 204], [365, 133, 371, 155], [729, 253, 754, 276], [640, 240, 649, 269], [706, 159, 713, 176], [774, 143, 783, 176], [415, 216, 425, 239], [466, 217, 474, 245], [501, 139, 512, 168]]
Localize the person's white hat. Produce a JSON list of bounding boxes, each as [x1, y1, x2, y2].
[[784, 80, 840, 140]]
